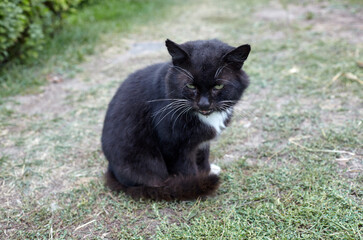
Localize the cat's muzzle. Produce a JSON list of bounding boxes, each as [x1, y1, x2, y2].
[[199, 109, 213, 115]]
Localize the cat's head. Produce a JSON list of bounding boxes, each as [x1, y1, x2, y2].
[[165, 39, 250, 116]]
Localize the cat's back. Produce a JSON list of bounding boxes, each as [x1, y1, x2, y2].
[[115, 62, 169, 101], [104, 62, 169, 127]]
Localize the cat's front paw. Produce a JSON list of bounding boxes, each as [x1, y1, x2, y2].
[[210, 163, 221, 176]]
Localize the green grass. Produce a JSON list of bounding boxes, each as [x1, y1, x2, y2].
[[0, 0, 362, 238], [1, 130, 361, 238], [0, 0, 176, 98]]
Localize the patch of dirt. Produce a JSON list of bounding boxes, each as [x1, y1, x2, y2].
[[9, 41, 166, 118], [336, 154, 363, 179], [255, 1, 363, 43], [319, 94, 363, 127], [13, 78, 88, 116]]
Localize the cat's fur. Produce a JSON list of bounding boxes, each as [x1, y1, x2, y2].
[[101, 39, 250, 201]]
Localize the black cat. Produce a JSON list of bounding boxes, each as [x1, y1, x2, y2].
[[101, 39, 250, 201]]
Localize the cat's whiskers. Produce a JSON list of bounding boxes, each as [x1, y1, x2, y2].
[[217, 105, 231, 113], [151, 99, 188, 116], [169, 103, 190, 121], [147, 98, 188, 103], [216, 101, 235, 111], [214, 63, 233, 78], [152, 101, 185, 118], [170, 65, 194, 80], [218, 100, 255, 117], [172, 106, 193, 130], [214, 65, 226, 78], [153, 105, 185, 126], [218, 103, 255, 119], [216, 79, 239, 88], [153, 101, 191, 127], [219, 100, 238, 103], [153, 108, 177, 127], [154, 107, 183, 127], [152, 104, 174, 119], [234, 109, 255, 118]]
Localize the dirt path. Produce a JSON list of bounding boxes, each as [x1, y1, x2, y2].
[[1, 0, 362, 234]]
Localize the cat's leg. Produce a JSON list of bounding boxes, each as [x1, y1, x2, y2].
[[196, 143, 211, 173], [167, 148, 199, 176], [109, 151, 169, 187], [196, 143, 221, 175]]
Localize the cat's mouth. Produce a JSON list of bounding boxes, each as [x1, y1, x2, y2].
[[198, 109, 213, 115]]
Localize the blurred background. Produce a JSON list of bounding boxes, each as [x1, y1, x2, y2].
[[0, 0, 362, 96]]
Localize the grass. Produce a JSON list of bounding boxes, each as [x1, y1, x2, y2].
[[0, 0, 176, 98], [0, 0, 362, 239]]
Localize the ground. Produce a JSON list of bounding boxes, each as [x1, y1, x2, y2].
[[0, 0, 362, 239]]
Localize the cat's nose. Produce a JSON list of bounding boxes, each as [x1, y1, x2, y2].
[[198, 96, 211, 110]]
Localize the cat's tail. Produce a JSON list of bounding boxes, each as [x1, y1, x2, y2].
[[105, 170, 220, 201]]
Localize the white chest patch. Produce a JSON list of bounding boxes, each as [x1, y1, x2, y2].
[[197, 109, 232, 134]]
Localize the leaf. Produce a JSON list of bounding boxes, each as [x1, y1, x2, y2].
[[344, 73, 363, 85]]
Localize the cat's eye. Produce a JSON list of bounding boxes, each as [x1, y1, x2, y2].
[[186, 83, 196, 89], [214, 84, 224, 90]]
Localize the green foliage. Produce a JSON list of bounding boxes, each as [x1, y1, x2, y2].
[[0, 0, 84, 63], [0, 0, 26, 61], [0, 0, 173, 97]]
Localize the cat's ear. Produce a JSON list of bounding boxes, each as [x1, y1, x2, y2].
[[165, 39, 189, 66], [223, 44, 251, 69]]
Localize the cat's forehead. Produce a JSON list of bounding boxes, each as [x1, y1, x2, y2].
[[181, 40, 232, 78], [184, 40, 232, 64]]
